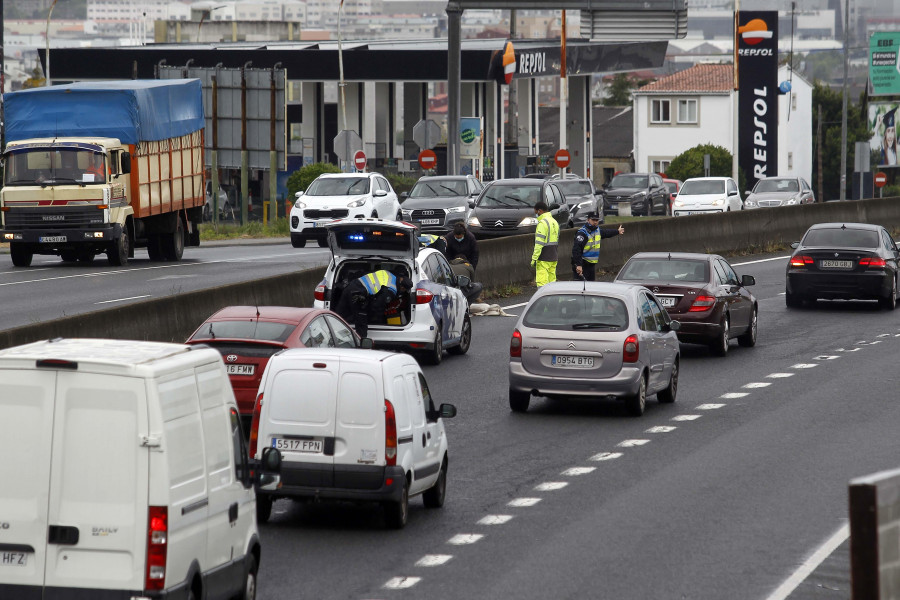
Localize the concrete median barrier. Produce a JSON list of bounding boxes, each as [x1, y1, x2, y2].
[[1, 197, 899, 349]]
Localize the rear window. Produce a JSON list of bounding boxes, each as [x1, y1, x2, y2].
[[523, 294, 628, 331], [802, 228, 880, 249], [333, 226, 413, 252], [663, 181, 677, 193], [618, 259, 709, 283], [680, 180, 724, 195], [189, 321, 295, 343], [555, 181, 593, 196]]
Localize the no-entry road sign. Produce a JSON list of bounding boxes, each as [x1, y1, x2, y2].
[[875, 172, 887, 188], [555, 149, 571, 169], [418, 149, 437, 170], [354, 150, 367, 171]]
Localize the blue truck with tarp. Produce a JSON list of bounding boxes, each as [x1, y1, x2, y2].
[[0, 79, 205, 266]]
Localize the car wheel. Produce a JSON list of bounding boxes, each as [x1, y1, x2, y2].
[[422, 459, 447, 509], [737, 307, 758, 347], [785, 291, 803, 308], [241, 555, 258, 600], [202, 203, 211, 222], [384, 477, 409, 529], [879, 276, 898, 310], [447, 315, 471, 355], [422, 329, 443, 365], [291, 235, 306, 248], [627, 373, 647, 416], [710, 315, 729, 357], [657, 359, 678, 404], [256, 495, 273, 524], [509, 388, 530, 412], [317, 237, 329, 248], [10, 243, 33, 267], [107, 229, 130, 267]]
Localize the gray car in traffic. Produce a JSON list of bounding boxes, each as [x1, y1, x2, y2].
[[508, 281, 681, 416]]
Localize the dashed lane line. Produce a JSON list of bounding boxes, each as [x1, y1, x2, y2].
[[743, 382, 772, 389], [697, 403, 726, 410], [672, 415, 702, 421], [383, 577, 421, 590], [415, 555, 453, 567], [589, 452, 623, 461], [646, 426, 677, 433], [617, 439, 650, 447], [507, 497, 541, 507], [447, 534, 483, 545], [721, 392, 749, 399], [767, 373, 794, 378], [478, 515, 514, 525], [535, 482, 568, 491], [561, 467, 596, 476]]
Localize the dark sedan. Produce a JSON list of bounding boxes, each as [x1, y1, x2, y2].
[[602, 173, 670, 217], [615, 252, 758, 356], [185, 306, 360, 430], [554, 178, 605, 227], [399, 175, 483, 234], [467, 178, 570, 238], [786, 222, 900, 309]]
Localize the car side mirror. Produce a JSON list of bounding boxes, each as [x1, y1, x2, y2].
[[668, 320, 681, 332], [744, 190, 751, 196], [360, 337, 374, 349], [120, 152, 131, 174], [741, 274, 756, 287], [468, 199, 475, 208], [790, 241, 800, 249], [456, 275, 470, 287], [261, 447, 282, 471], [440, 403, 457, 418], [549, 203, 560, 211], [254, 447, 282, 491], [295, 190, 304, 199], [373, 190, 388, 197]]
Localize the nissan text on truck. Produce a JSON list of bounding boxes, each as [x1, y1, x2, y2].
[[0, 79, 206, 267]]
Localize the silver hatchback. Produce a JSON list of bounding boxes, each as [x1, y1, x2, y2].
[[508, 282, 681, 416]]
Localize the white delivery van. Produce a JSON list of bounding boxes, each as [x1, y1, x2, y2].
[[251, 347, 457, 529], [0, 338, 281, 600]]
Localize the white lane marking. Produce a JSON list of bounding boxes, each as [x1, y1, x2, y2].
[[590, 452, 623, 461], [894, 333, 900, 337], [672, 414, 701, 421], [478, 515, 514, 525], [95, 295, 151, 305], [501, 301, 528, 310], [697, 403, 725, 410], [732, 255, 791, 266], [508, 497, 541, 507], [743, 382, 771, 389], [415, 555, 453, 567], [646, 426, 676, 433], [814, 355, 839, 360], [383, 577, 421, 589], [447, 534, 483, 545], [562, 467, 596, 476], [535, 482, 568, 491], [763, 524, 849, 600], [878, 333, 891, 338], [721, 392, 749, 399], [617, 439, 650, 447], [844, 348, 862, 352], [767, 373, 794, 378], [791, 363, 818, 369]]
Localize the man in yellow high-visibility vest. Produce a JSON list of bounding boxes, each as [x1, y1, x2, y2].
[[335, 269, 413, 338], [530, 201, 560, 287]]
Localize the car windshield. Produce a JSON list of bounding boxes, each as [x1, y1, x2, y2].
[[306, 177, 370, 196], [754, 178, 799, 193], [523, 293, 628, 331], [555, 181, 593, 197], [190, 320, 296, 343], [618, 259, 709, 283], [3, 147, 107, 186], [610, 174, 648, 188], [477, 184, 541, 208], [680, 180, 725, 195], [802, 228, 880, 249], [409, 179, 467, 198]]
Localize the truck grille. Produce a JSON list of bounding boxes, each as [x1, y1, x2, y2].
[[3, 207, 104, 229], [304, 209, 349, 219]]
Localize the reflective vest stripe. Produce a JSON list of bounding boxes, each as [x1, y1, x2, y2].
[[579, 226, 602, 263], [534, 213, 559, 261], [360, 270, 397, 295]]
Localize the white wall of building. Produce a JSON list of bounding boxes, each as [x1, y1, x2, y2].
[[776, 65, 813, 183]]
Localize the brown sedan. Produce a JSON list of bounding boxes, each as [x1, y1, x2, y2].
[[615, 252, 758, 356]]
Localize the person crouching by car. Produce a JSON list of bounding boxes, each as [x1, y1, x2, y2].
[[335, 270, 413, 338], [444, 222, 479, 269], [571, 212, 624, 281], [449, 255, 483, 304]]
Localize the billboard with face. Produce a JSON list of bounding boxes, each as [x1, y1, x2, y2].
[[869, 102, 900, 168]]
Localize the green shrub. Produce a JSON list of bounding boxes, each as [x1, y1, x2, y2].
[[286, 162, 341, 198], [666, 143, 747, 195], [387, 172, 418, 196]]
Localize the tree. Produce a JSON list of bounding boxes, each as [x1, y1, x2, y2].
[[22, 68, 45, 89], [811, 82, 870, 200], [286, 162, 342, 199], [665, 143, 745, 192], [601, 73, 651, 107]]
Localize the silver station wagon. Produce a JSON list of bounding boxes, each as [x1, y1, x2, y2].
[[508, 282, 681, 416]]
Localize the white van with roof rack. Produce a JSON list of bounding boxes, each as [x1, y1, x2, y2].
[[0, 338, 281, 600]]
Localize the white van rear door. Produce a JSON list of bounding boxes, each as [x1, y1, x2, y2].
[[0, 368, 56, 589], [334, 364, 384, 474], [43, 372, 149, 592]]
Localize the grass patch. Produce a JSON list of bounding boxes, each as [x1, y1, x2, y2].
[[200, 218, 290, 241], [603, 215, 666, 225], [721, 240, 789, 257]]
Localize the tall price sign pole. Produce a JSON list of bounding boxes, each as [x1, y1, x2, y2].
[[732, 0, 739, 183]]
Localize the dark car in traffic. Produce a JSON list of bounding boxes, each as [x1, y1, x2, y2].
[[786, 222, 900, 309], [399, 175, 483, 234], [467, 178, 570, 238], [602, 173, 670, 216], [554, 177, 605, 227], [615, 252, 758, 356]]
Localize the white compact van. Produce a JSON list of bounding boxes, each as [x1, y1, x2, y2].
[[0, 338, 281, 600], [251, 348, 457, 528]]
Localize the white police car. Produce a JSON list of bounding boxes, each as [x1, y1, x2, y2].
[[313, 219, 471, 365]]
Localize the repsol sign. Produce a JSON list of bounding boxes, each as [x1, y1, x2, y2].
[[738, 11, 778, 190], [518, 52, 548, 76]]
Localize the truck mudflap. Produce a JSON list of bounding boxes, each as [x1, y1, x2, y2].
[[1, 223, 121, 247]]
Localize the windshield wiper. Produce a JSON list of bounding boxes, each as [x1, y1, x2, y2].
[[572, 322, 620, 329]]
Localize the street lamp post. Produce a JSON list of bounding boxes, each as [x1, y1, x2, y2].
[[338, 0, 348, 133], [198, 5, 227, 42], [45, 0, 58, 86], [839, 0, 850, 201]]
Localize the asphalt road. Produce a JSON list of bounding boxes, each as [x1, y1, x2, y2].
[[0, 239, 325, 331], [255, 253, 893, 600]]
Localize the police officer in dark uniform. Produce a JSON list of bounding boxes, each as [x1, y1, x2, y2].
[[571, 212, 624, 281], [335, 270, 413, 338]]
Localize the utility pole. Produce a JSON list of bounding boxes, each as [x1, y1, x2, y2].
[[1, 0, 5, 150], [839, 0, 849, 201], [816, 104, 823, 202]]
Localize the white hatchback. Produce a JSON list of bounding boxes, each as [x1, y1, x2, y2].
[[313, 219, 472, 365], [672, 176, 743, 217], [290, 172, 401, 248]]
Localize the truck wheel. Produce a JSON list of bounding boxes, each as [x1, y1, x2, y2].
[[77, 249, 95, 264], [60, 251, 78, 263], [10, 243, 33, 267], [107, 230, 130, 266], [162, 217, 185, 261], [146, 235, 164, 261]]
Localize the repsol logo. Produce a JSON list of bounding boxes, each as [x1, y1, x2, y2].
[[739, 48, 773, 57], [752, 86, 769, 178], [518, 52, 547, 75]]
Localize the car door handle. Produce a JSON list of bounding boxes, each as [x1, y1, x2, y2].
[[48, 525, 79, 545], [422, 434, 427, 447], [228, 502, 239, 524]]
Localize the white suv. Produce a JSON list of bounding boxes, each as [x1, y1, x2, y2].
[[672, 176, 743, 216], [313, 219, 472, 365], [290, 172, 401, 248]]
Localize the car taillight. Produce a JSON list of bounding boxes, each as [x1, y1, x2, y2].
[[145, 506, 167, 591], [623, 334, 639, 363], [510, 329, 522, 358], [789, 255, 814, 268], [689, 295, 716, 312], [415, 288, 434, 304], [314, 284, 327, 302], [249, 393, 263, 458], [385, 399, 397, 466], [860, 257, 886, 269]]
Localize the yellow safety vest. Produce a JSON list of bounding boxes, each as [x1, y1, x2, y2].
[[360, 270, 397, 295], [578, 225, 602, 263], [532, 212, 559, 262]]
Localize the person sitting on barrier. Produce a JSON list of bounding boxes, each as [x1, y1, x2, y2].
[[444, 221, 479, 269], [334, 269, 413, 338]]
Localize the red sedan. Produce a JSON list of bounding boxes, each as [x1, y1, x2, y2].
[[186, 306, 360, 429]]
